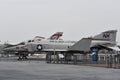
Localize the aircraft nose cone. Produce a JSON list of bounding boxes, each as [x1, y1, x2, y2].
[[3, 47, 12, 51], [3, 46, 17, 52]]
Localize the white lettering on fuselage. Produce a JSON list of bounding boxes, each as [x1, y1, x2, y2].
[[49, 40, 76, 43]]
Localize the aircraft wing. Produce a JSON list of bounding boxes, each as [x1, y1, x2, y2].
[[68, 38, 92, 52]]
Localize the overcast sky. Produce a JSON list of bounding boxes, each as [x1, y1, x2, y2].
[[0, 0, 120, 44]]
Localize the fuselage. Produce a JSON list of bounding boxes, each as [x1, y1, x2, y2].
[[27, 38, 115, 52], [27, 39, 76, 52], [3, 38, 115, 53]]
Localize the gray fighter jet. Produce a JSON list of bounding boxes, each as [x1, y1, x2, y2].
[[4, 30, 119, 60]]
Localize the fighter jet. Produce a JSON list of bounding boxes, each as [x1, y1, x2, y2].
[[26, 30, 119, 61], [4, 30, 118, 60]]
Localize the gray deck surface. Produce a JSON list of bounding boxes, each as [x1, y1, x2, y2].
[[0, 58, 120, 80]]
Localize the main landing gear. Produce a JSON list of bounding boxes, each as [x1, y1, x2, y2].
[[18, 54, 28, 60]]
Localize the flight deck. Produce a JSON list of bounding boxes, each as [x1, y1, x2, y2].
[[0, 57, 120, 80]]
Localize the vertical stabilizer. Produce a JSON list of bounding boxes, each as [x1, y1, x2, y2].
[[49, 32, 63, 40], [93, 30, 117, 42]]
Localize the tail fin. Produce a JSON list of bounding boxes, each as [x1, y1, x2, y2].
[[49, 32, 63, 40], [93, 30, 117, 42]]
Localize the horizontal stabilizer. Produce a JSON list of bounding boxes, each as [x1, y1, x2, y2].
[[68, 38, 92, 52], [97, 45, 120, 53], [108, 46, 120, 51]]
